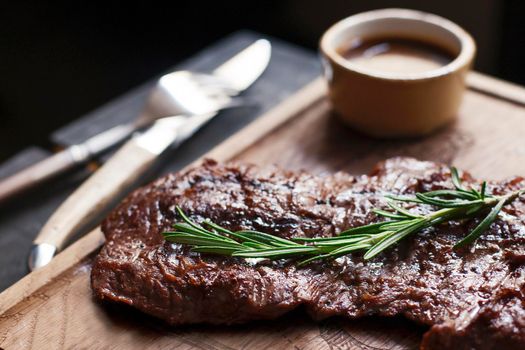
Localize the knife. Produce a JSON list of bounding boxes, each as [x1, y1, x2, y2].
[[28, 40, 271, 270]]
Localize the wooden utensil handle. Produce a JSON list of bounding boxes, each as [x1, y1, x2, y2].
[[0, 148, 79, 205], [34, 140, 157, 250], [0, 124, 136, 206]]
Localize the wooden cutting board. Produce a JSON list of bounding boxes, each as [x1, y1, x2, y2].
[[2, 73, 525, 350]]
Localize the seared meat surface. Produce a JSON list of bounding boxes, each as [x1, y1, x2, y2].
[[91, 158, 525, 349]]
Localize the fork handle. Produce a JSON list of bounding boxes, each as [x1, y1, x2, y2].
[[0, 148, 79, 205], [0, 124, 135, 206]]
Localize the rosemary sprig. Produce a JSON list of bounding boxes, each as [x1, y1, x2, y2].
[[163, 168, 524, 266]]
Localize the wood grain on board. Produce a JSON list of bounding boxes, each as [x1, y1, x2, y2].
[[1, 74, 525, 349]]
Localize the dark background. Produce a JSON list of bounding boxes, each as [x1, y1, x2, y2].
[[1, 0, 524, 162]]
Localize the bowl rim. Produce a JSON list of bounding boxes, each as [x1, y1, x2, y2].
[[320, 8, 476, 81]]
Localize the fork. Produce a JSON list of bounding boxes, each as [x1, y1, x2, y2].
[[0, 71, 239, 205]]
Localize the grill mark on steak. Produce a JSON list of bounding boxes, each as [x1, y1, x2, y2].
[[91, 157, 525, 349]]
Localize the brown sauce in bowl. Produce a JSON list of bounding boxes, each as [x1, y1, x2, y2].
[[338, 37, 456, 74]]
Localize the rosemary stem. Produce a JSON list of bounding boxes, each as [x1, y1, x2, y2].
[[163, 171, 524, 265]]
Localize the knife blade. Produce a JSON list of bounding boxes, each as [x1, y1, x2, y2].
[[29, 40, 272, 270], [213, 39, 271, 91]]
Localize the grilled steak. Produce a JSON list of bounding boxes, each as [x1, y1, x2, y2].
[[91, 157, 525, 349]]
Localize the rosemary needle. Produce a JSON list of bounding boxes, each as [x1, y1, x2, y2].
[[163, 168, 524, 266]]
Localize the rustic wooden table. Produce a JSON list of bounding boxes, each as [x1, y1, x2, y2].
[[2, 30, 525, 349], [0, 31, 320, 291]]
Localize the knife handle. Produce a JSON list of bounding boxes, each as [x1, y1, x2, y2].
[[30, 139, 157, 269], [0, 124, 135, 206]]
